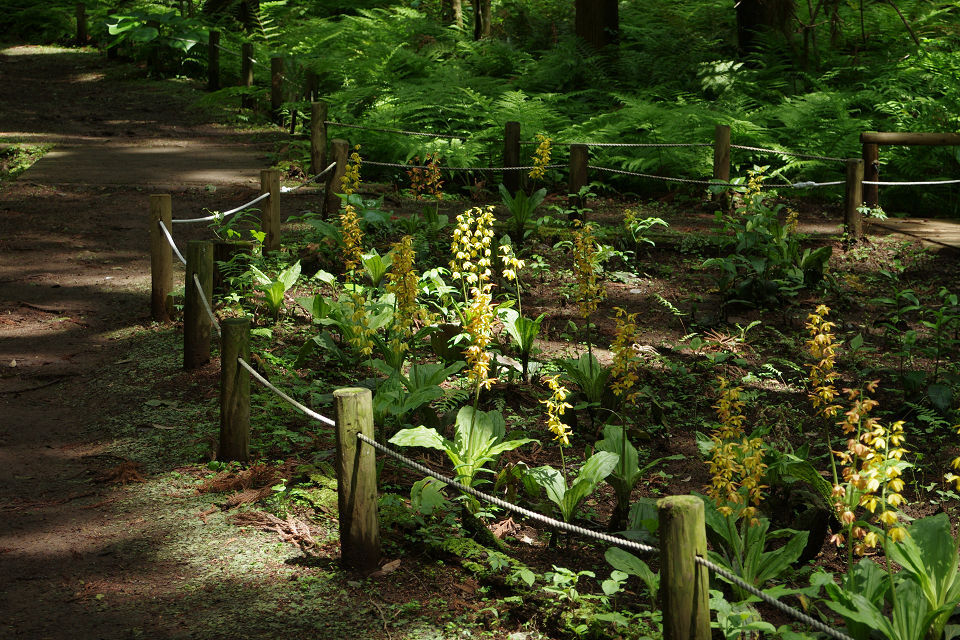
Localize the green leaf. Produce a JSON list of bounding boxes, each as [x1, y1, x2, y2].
[[604, 547, 659, 600], [388, 426, 446, 451], [562, 451, 619, 520]]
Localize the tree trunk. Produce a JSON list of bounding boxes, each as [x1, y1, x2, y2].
[[471, 0, 490, 39], [575, 0, 619, 50]]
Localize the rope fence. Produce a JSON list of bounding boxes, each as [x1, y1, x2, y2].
[[173, 192, 271, 225], [238, 357, 336, 427], [158, 219, 187, 265]]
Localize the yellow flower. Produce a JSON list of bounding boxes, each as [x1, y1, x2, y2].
[[878, 509, 898, 526], [542, 375, 573, 446], [341, 145, 362, 195], [862, 531, 880, 549], [386, 236, 421, 356], [572, 223, 604, 319], [888, 527, 907, 543], [529, 134, 552, 180], [610, 307, 643, 405], [339, 204, 365, 277]]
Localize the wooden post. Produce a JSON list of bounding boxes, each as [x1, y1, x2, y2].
[[213, 240, 253, 294], [219, 317, 250, 462], [324, 138, 350, 218], [207, 30, 220, 91], [334, 387, 380, 571], [271, 56, 283, 125], [240, 43, 254, 110], [713, 124, 731, 209], [311, 101, 328, 176], [845, 158, 864, 242], [187, 0, 194, 17], [260, 169, 281, 253], [76, 3, 87, 45], [862, 141, 879, 208], [658, 495, 710, 640], [149, 194, 173, 323], [184, 240, 213, 370], [503, 121, 522, 194], [568, 143, 589, 219]]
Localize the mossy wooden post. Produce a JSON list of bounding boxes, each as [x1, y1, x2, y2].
[[334, 387, 380, 571], [845, 158, 864, 242], [503, 121, 522, 194], [213, 240, 252, 294], [713, 124, 731, 209], [207, 30, 220, 91], [219, 317, 250, 462], [149, 194, 173, 322], [568, 143, 589, 221], [259, 169, 281, 253], [658, 495, 710, 640], [75, 3, 87, 45], [324, 138, 349, 218], [184, 240, 213, 370], [311, 101, 328, 175], [240, 43, 254, 110], [862, 138, 879, 208], [271, 56, 283, 125]]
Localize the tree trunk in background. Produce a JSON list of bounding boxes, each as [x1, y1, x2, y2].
[[575, 0, 619, 50], [736, 0, 795, 55], [471, 0, 491, 39]]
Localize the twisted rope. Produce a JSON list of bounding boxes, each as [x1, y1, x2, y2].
[[173, 192, 270, 225], [324, 121, 466, 140], [364, 160, 564, 172], [157, 219, 187, 265], [863, 178, 960, 186], [357, 434, 855, 640], [730, 144, 847, 163], [695, 555, 854, 640], [238, 358, 336, 427], [192, 273, 220, 336], [357, 433, 658, 555], [588, 164, 718, 186], [281, 162, 337, 193]]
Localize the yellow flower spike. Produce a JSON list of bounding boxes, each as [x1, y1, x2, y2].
[[572, 224, 605, 319], [541, 375, 573, 446], [529, 134, 552, 180], [339, 204, 365, 278]]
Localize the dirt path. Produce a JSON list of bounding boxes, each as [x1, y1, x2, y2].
[[0, 46, 345, 639]]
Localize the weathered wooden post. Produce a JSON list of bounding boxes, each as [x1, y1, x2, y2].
[[184, 240, 213, 369], [271, 56, 283, 125], [323, 138, 350, 218], [311, 101, 328, 175], [149, 194, 173, 322], [503, 121, 522, 194], [75, 3, 87, 45], [207, 30, 220, 91], [240, 43, 254, 110], [845, 158, 864, 242], [260, 169, 281, 253], [219, 317, 251, 462], [713, 124, 731, 209], [334, 387, 380, 571], [568, 143, 589, 219], [862, 137, 880, 208], [658, 495, 711, 640]]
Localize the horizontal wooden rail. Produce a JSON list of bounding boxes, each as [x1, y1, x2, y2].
[[860, 131, 960, 146]]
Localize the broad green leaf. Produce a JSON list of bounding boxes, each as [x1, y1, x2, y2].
[[389, 426, 446, 451], [529, 465, 566, 507], [562, 451, 619, 520]]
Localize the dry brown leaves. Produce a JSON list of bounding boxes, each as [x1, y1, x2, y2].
[[195, 461, 296, 508]]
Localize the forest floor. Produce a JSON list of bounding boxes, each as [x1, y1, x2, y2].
[[2, 43, 960, 640]]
